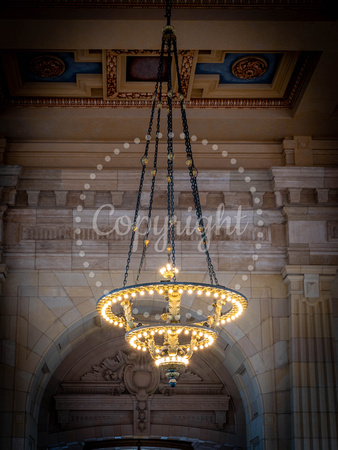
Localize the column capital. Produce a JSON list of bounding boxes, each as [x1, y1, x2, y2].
[[282, 265, 337, 306]]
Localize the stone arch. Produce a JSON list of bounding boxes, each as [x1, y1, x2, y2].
[[29, 308, 264, 449]]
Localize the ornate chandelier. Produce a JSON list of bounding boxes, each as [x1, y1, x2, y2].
[[97, 0, 248, 387]]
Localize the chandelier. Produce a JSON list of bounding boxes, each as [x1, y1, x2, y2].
[[97, 0, 248, 387]]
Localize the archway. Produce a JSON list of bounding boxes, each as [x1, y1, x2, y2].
[[33, 310, 263, 449]]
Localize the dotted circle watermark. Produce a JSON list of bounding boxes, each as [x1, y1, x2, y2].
[[76, 134, 263, 320]]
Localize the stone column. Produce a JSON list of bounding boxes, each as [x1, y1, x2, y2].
[[282, 265, 337, 450]]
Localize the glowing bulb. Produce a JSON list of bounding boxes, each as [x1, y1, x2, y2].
[[179, 289, 183, 294], [192, 331, 197, 335], [132, 292, 136, 298], [142, 347, 146, 352], [169, 288, 173, 294], [113, 298, 116, 303], [184, 330, 189, 335], [197, 290, 202, 295], [214, 293, 219, 298], [188, 289, 193, 294], [140, 291, 144, 296], [137, 345, 141, 350], [149, 289, 154, 295], [221, 319, 225, 324], [159, 289, 164, 294], [143, 332, 147, 336], [114, 321, 118, 326], [206, 291, 211, 296], [151, 331, 155, 335], [124, 294, 128, 299], [119, 323, 123, 328], [199, 332, 203, 336], [118, 296, 122, 301], [221, 294, 226, 299], [193, 346, 198, 351], [227, 317, 231, 322], [138, 333, 142, 338], [167, 264, 171, 270]]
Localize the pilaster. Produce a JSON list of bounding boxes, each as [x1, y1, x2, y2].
[[282, 265, 338, 450]]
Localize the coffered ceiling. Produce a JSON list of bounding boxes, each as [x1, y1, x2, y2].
[[0, 0, 337, 143]]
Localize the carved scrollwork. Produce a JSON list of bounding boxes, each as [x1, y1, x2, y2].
[[30, 55, 66, 78], [81, 349, 127, 382], [232, 56, 268, 80]]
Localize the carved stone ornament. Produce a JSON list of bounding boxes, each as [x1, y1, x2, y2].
[[232, 56, 268, 80], [30, 55, 66, 78], [123, 351, 160, 395]]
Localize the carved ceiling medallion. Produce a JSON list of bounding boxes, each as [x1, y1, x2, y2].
[[232, 56, 268, 80], [30, 55, 66, 78]]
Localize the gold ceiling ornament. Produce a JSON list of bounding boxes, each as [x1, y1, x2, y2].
[[232, 56, 268, 80], [30, 55, 66, 78], [97, 0, 248, 387]]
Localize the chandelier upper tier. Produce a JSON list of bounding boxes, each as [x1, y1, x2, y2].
[[97, 0, 248, 387]]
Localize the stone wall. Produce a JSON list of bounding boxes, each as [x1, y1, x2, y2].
[[0, 138, 337, 450]]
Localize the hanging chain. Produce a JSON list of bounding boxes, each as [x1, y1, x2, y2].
[[125, 0, 218, 286], [165, 32, 176, 280], [123, 41, 165, 287], [173, 39, 219, 285], [135, 39, 166, 283]]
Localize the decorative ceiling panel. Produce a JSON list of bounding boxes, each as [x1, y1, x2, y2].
[[0, 49, 320, 109]]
